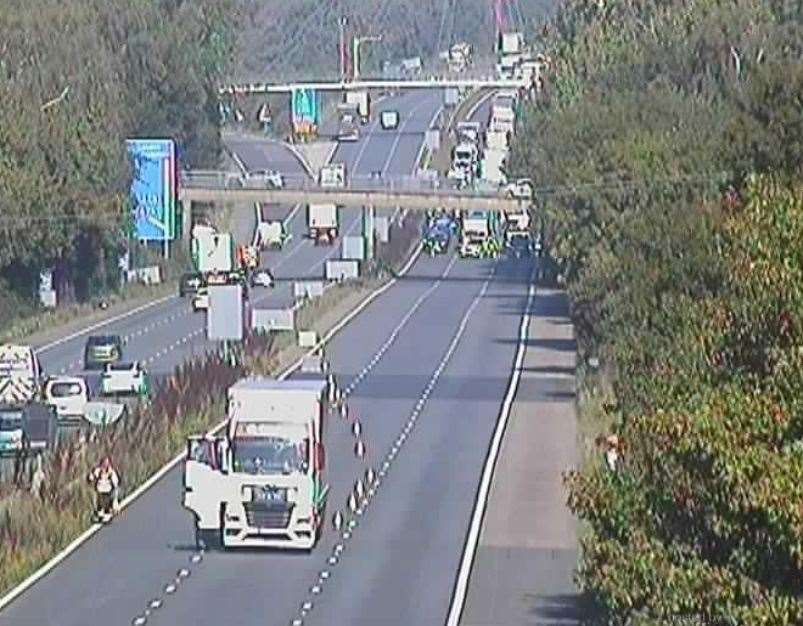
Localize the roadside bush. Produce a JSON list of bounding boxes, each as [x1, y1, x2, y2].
[[507, 0, 803, 620]]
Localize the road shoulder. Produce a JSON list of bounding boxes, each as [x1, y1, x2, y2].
[[461, 288, 585, 625]]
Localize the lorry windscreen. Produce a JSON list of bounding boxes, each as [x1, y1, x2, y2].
[[232, 436, 307, 475]]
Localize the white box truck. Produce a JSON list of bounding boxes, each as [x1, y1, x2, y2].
[[481, 148, 508, 186], [346, 91, 370, 124], [460, 211, 492, 258], [504, 209, 531, 242], [308, 204, 339, 244], [183, 377, 329, 550]]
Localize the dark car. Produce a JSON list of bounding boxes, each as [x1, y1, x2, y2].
[[0, 403, 57, 456], [84, 335, 123, 370], [179, 272, 205, 297], [423, 223, 451, 255], [506, 236, 534, 259]]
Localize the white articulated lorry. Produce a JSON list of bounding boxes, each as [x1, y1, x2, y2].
[[183, 377, 329, 551]]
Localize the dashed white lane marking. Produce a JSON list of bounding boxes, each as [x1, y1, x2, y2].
[[290, 262, 498, 625], [341, 255, 459, 398]]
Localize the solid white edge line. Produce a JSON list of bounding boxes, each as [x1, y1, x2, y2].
[[465, 89, 495, 124], [0, 241, 423, 614], [444, 278, 536, 626], [35, 294, 177, 355]]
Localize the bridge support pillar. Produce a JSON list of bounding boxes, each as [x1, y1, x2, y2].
[[362, 205, 375, 260], [181, 198, 193, 248]]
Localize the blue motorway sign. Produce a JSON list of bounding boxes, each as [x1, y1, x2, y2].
[[126, 138, 177, 241], [291, 88, 320, 125]]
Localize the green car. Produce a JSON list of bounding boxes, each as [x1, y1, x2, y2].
[[84, 335, 123, 370]]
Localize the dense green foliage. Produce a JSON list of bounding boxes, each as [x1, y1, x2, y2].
[[0, 0, 238, 310], [235, 0, 553, 81], [509, 0, 803, 622]]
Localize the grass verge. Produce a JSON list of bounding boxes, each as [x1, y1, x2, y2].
[[1, 282, 177, 349]]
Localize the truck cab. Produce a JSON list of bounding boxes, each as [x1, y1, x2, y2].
[[337, 103, 360, 142], [183, 378, 328, 551], [307, 204, 339, 244]]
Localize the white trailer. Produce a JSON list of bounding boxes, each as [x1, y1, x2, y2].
[[192, 226, 235, 275], [183, 378, 328, 550], [500, 32, 525, 56], [307, 204, 339, 244], [485, 130, 509, 151], [481, 148, 508, 186]]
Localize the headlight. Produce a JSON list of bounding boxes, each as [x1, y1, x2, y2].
[[241, 485, 253, 502]]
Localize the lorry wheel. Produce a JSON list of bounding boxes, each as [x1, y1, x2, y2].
[[195, 526, 219, 551]]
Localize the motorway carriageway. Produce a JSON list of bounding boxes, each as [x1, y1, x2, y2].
[[2, 242, 536, 626], [30, 89, 443, 393], [3, 88, 545, 626]]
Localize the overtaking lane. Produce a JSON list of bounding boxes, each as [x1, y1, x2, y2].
[[301, 255, 534, 626]]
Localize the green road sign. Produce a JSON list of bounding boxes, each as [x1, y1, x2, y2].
[[292, 88, 320, 125]]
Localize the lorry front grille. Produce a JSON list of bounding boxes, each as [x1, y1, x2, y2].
[[244, 502, 293, 529]]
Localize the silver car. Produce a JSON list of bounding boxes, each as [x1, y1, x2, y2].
[[243, 169, 284, 189]]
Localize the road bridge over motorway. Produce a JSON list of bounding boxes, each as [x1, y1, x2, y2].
[[219, 77, 527, 96], [179, 172, 527, 212]]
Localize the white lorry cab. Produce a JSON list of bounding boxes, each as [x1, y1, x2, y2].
[[452, 142, 479, 169], [183, 377, 328, 551], [0, 344, 41, 405], [307, 204, 339, 244], [504, 210, 532, 242]]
